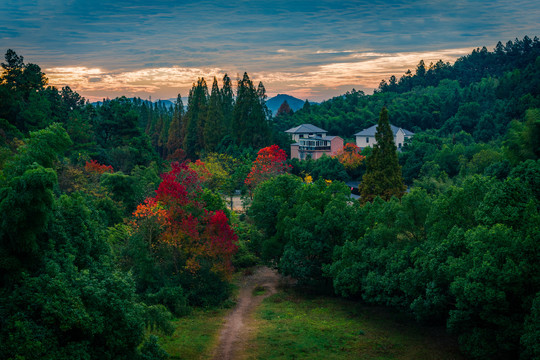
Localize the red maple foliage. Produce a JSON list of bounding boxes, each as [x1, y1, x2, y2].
[[84, 159, 113, 174], [245, 145, 289, 195], [132, 161, 238, 278]]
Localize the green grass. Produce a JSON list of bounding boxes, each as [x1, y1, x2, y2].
[[252, 284, 267, 296], [245, 288, 467, 360], [153, 307, 228, 360]]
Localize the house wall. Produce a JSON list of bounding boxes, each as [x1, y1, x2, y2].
[[395, 129, 405, 149], [330, 136, 344, 156], [290, 144, 299, 159], [356, 131, 413, 149], [356, 135, 374, 148]]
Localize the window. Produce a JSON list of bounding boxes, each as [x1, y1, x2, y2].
[[398, 143, 402, 148], [366, 137, 369, 143]]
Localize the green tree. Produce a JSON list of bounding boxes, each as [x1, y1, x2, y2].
[[204, 77, 226, 152], [184, 78, 208, 159], [220, 74, 234, 135], [232, 73, 270, 149], [359, 107, 406, 203], [167, 94, 184, 159]]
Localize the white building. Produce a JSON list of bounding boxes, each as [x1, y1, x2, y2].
[[354, 124, 414, 150], [285, 123, 327, 142], [285, 124, 343, 160]]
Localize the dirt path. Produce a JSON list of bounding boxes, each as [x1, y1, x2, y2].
[[212, 266, 280, 360]]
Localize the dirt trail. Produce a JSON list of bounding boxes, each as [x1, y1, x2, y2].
[[212, 266, 280, 360]]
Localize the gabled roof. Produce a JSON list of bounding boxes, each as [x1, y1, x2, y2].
[[354, 124, 414, 137], [285, 124, 327, 134]]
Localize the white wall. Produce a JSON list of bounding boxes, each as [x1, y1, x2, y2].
[[356, 135, 374, 148], [356, 129, 412, 149]]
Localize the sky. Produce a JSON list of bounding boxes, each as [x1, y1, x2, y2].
[[1, 0, 539, 102]]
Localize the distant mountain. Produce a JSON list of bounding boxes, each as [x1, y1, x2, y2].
[[266, 94, 313, 115]]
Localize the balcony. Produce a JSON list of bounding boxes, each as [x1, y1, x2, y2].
[[299, 145, 331, 151]]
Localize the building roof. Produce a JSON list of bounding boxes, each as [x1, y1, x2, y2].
[[285, 124, 327, 134], [300, 135, 330, 141], [354, 124, 414, 137]]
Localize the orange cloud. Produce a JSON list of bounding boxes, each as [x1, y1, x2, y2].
[[46, 47, 473, 102]]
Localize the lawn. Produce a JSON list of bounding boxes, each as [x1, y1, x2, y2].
[[243, 288, 467, 360], [154, 307, 229, 360]]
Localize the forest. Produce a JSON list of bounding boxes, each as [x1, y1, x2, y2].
[[0, 35, 539, 360]]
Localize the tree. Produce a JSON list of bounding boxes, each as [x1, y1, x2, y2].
[[276, 100, 293, 117], [334, 143, 365, 179], [204, 77, 226, 152], [232, 73, 270, 149], [245, 145, 289, 196], [166, 95, 185, 161], [184, 79, 208, 159], [130, 162, 238, 290], [359, 107, 406, 203], [220, 74, 235, 135]]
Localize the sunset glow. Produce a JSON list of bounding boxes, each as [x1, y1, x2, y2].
[[2, 0, 539, 102]]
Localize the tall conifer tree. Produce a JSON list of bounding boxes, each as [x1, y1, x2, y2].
[[167, 94, 184, 157], [359, 107, 406, 204], [183, 78, 208, 159], [221, 74, 234, 135], [232, 73, 270, 149], [204, 77, 225, 152]]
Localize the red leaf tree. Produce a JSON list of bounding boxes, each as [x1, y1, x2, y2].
[[132, 161, 237, 278], [245, 145, 289, 196], [84, 159, 113, 174]]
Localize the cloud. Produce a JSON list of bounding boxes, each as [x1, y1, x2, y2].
[[46, 47, 473, 102], [4, 0, 537, 101]]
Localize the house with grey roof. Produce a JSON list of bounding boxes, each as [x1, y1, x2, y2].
[[284, 124, 327, 142], [285, 124, 343, 160], [354, 124, 414, 150]]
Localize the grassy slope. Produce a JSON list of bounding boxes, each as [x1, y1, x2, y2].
[[243, 288, 467, 360]]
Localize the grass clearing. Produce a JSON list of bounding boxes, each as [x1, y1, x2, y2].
[[244, 288, 467, 360], [153, 307, 228, 360]]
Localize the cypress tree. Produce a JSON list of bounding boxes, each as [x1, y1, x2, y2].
[[204, 77, 225, 152], [167, 94, 184, 156], [221, 73, 234, 135], [359, 107, 406, 204], [232, 73, 270, 149], [301, 99, 311, 113], [183, 78, 208, 159]]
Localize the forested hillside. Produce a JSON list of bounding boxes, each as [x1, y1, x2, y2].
[[278, 36, 540, 144]]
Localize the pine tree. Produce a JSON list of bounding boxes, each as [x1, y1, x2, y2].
[[204, 77, 225, 152], [359, 107, 406, 204]]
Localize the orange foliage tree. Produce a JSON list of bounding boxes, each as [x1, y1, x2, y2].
[[334, 143, 365, 173]]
